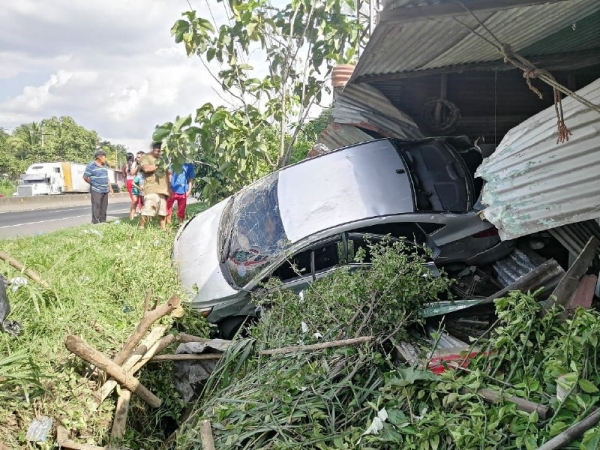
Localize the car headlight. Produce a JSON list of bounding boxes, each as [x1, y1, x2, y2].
[[199, 307, 213, 318]]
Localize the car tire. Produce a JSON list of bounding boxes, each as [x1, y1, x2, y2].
[[218, 316, 248, 340]]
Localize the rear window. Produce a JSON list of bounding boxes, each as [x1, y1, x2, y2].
[[394, 140, 471, 213]]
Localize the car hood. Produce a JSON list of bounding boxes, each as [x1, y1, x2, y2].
[[173, 198, 239, 305]]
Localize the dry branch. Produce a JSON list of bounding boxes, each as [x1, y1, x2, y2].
[[110, 389, 131, 441], [56, 426, 107, 450], [200, 420, 216, 450], [112, 294, 180, 366], [94, 326, 167, 408], [65, 335, 161, 408], [536, 407, 600, 450], [150, 353, 223, 362], [0, 250, 51, 290], [259, 336, 373, 356]]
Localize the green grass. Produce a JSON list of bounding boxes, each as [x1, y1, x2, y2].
[[0, 210, 209, 448]]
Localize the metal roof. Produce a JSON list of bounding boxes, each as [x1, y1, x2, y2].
[[476, 76, 600, 240], [353, 0, 600, 81], [317, 123, 374, 150], [328, 83, 423, 140]]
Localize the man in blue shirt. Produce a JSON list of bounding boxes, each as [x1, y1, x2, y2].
[[83, 150, 113, 223], [166, 162, 194, 224]]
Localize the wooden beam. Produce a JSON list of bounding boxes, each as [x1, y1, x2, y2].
[[380, 0, 570, 24], [353, 49, 600, 84], [544, 236, 599, 312]]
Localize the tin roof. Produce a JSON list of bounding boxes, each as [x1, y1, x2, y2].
[[353, 0, 600, 82], [476, 76, 600, 240]]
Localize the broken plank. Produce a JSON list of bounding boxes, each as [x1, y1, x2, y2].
[[567, 274, 597, 310], [65, 335, 161, 408], [176, 333, 210, 344], [545, 236, 599, 311], [0, 250, 51, 290]]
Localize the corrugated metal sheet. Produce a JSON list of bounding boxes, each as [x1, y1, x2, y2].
[[317, 123, 374, 150], [353, 0, 600, 80], [328, 83, 422, 139], [476, 76, 600, 241], [548, 219, 600, 257]]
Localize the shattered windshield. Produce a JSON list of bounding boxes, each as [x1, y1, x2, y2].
[[220, 172, 289, 288]]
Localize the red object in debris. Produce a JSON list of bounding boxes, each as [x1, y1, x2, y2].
[[427, 349, 489, 374], [567, 274, 597, 310]]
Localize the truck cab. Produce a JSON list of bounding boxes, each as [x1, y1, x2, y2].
[[17, 163, 65, 196]]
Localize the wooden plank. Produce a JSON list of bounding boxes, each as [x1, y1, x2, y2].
[[110, 389, 131, 441], [200, 420, 216, 450], [545, 236, 599, 311]]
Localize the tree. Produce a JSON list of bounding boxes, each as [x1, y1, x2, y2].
[[154, 0, 365, 204]]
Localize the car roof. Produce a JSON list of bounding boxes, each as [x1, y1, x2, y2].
[[278, 139, 415, 243]]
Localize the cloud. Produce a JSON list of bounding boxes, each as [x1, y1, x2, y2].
[[0, 0, 229, 149]]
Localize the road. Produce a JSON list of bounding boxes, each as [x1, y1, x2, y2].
[[0, 202, 131, 239]]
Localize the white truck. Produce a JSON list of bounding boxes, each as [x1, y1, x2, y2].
[[17, 162, 124, 197]]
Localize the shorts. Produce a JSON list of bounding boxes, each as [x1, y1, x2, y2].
[[141, 193, 167, 217]]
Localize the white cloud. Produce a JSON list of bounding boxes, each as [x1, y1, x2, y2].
[[0, 0, 230, 150]]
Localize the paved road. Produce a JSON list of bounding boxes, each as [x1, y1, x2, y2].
[[0, 201, 131, 239]]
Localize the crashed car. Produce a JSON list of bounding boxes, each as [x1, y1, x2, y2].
[[174, 138, 514, 337]]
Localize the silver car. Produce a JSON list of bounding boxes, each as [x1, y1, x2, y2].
[[174, 138, 513, 337]]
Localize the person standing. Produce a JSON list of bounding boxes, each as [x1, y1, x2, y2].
[[83, 150, 112, 224], [166, 162, 195, 224], [138, 142, 171, 230]]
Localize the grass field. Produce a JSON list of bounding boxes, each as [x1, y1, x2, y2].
[[0, 205, 209, 448]]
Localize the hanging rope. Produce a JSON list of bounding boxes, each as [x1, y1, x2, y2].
[[454, 1, 600, 144]]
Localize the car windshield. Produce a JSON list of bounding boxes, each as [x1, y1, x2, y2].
[[219, 172, 289, 288]]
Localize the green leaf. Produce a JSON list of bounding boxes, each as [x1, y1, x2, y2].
[[173, 115, 192, 132], [152, 123, 173, 142], [579, 379, 599, 394]]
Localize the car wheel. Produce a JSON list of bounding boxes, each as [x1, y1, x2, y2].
[[218, 316, 248, 339]]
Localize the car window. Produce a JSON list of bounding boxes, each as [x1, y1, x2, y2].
[[350, 223, 428, 246], [270, 236, 345, 282]]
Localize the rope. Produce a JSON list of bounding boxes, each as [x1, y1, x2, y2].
[[453, 1, 600, 143]]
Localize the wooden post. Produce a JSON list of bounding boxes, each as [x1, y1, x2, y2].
[[200, 420, 216, 450], [65, 335, 162, 408], [536, 408, 600, 450], [110, 389, 132, 441], [176, 333, 210, 344], [469, 388, 550, 420], [56, 426, 107, 450], [130, 334, 175, 372], [544, 236, 599, 312], [112, 294, 180, 366]]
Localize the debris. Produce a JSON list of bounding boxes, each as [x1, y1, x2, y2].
[[0, 276, 23, 337], [176, 333, 209, 344], [9, 276, 27, 292], [26, 416, 53, 442], [0, 250, 51, 290], [65, 335, 162, 408]]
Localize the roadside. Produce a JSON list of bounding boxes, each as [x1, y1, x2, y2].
[[0, 192, 130, 214]]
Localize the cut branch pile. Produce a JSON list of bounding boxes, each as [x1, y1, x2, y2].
[[63, 292, 181, 445]]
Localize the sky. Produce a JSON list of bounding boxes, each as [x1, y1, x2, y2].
[[0, 0, 229, 152]]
